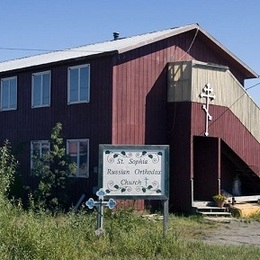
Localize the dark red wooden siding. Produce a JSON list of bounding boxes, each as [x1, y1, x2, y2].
[[111, 31, 248, 146], [0, 56, 114, 199], [168, 101, 259, 211], [191, 103, 260, 175], [0, 29, 257, 209], [110, 31, 258, 211]]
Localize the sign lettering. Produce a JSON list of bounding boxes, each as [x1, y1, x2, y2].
[[99, 145, 169, 199]]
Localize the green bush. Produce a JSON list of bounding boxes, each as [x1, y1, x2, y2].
[[0, 140, 18, 200], [31, 123, 76, 213]]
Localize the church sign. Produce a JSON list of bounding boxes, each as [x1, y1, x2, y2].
[[99, 145, 169, 199]]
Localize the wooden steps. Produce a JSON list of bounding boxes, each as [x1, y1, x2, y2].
[[193, 197, 260, 221], [199, 211, 231, 217], [193, 202, 233, 221]]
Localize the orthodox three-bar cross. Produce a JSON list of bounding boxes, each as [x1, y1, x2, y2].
[[86, 188, 116, 236], [199, 83, 216, 136]]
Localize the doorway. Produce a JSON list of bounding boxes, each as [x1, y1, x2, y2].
[[193, 136, 220, 201]]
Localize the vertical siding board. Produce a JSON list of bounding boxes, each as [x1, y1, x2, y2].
[[135, 54, 142, 143], [113, 40, 171, 145], [140, 48, 146, 143], [135, 52, 140, 132], [112, 57, 118, 144], [126, 59, 131, 127], [129, 53, 135, 126]]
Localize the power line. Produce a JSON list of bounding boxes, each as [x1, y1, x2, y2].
[[0, 46, 105, 55], [0, 47, 56, 52], [177, 28, 199, 61], [245, 81, 260, 91]]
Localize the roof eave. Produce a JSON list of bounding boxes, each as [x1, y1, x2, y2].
[[198, 27, 258, 79], [117, 23, 258, 79], [0, 50, 118, 74], [117, 24, 200, 54]]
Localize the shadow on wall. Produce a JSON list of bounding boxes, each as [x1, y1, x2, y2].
[[145, 66, 168, 145]]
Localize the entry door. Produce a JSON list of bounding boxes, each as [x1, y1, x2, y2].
[[193, 136, 220, 201]]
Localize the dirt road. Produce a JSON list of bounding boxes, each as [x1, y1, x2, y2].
[[201, 219, 260, 247]]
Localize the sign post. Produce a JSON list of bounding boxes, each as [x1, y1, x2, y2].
[[99, 145, 169, 234]]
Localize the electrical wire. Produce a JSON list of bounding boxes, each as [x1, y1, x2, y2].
[[0, 47, 56, 52], [177, 27, 199, 61], [0, 46, 104, 55], [0, 26, 200, 59], [245, 81, 260, 91]]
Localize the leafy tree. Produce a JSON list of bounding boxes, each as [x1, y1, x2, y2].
[[32, 123, 76, 213], [0, 140, 18, 200]]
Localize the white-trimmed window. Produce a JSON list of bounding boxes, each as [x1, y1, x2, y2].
[[67, 139, 89, 177], [0, 76, 17, 111], [31, 140, 50, 169], [32, 71, 51, 108], [68, 64, 90, 104]]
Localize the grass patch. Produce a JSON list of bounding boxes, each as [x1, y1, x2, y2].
[[0, 201, 259, 259]]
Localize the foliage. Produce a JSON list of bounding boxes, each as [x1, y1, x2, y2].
[[0, 140, 18, 199], [31, 123, 76, 213], [213, 194, 227, 202], [0, 204, 259, 259]]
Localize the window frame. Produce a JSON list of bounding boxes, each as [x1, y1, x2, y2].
[[30, 140, 50, 169], [67, 64, 90, 104], [0, 76, 17, 111], [31, 70, 51, 108], [67, 139, 89, 178]]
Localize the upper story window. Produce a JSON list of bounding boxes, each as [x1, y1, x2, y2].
[[67, 139, 89, 178], [31, 140, 50, 169], [32, 71, 51, 108], [68, 64, 90, 104], [0, 76, 17, 111]]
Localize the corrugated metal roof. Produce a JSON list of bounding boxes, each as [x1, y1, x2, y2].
[[0, 23, 258, 78]]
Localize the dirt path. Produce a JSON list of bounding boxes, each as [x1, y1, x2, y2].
[[201, 219, 260, 247]]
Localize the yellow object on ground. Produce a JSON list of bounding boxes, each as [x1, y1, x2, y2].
[[231, 203, 260, 217]]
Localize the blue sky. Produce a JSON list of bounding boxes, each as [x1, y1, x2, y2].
[[1, 0, 260, 105]]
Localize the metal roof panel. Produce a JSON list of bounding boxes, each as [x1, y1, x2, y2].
[[0, 24, 199, 72]]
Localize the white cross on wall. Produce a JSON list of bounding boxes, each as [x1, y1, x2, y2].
[[199, 83, 216, 136]]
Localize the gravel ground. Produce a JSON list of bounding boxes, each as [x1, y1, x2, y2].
[[201, 219, 260, 247]]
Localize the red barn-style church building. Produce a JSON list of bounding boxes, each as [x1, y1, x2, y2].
[[0, 23, 259, 212]]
